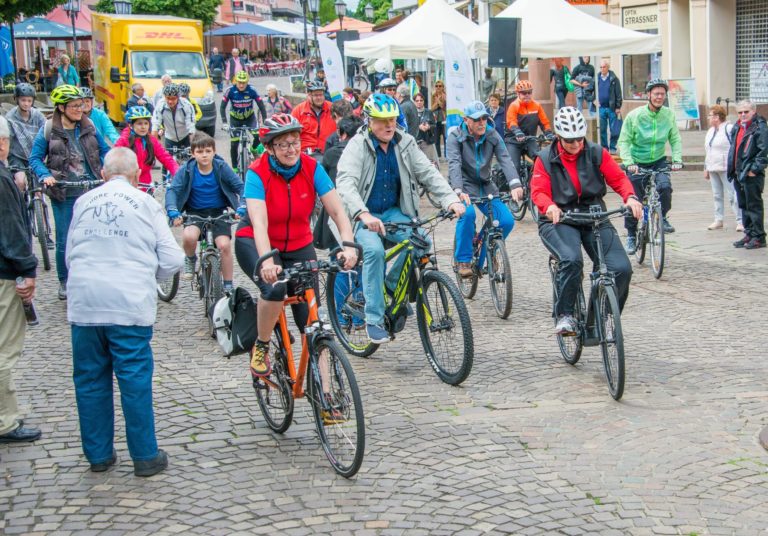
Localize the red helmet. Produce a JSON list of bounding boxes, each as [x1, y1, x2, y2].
[[515, 80, 533, 93], [259, 114, 302, 144]]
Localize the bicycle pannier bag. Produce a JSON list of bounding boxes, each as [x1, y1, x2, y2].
[[212, 287, 258, 357]]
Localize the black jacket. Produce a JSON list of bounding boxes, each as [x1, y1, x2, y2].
[[597, 70, 623, 111], [209, 53, 225, 71], [322, 139, 348, 182], [0, 162, 37, 280], [416, 108, 435, 145], [126, 94, 154, 114], [727, 115, 768, 181], [571, 59, 595, 80]]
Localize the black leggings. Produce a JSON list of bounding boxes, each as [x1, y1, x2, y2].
[[229, 116, 259, 169], [434, 121, 445, 158]]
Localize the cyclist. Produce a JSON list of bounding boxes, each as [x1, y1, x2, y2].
[[449, 100, 523, 278], [618, 78, 683, 253], [115, 106, 179, 193], [335, 94, 465, 344], [151, 83, 196, 152], [28, 85, 110, 300], [6, 83, 46, 192], [505, 80, 556, 176], [291, 81, 335, 155], [233, 114, 357, 377], [220, 71, 267, 171], [80, 87, 120, 145], [166, 132, 244, 292], [378, 78, 407, 131], [178, 83, 203, 122], [530, 107, 642, 335]]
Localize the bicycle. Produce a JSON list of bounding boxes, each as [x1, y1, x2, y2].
[[327, 211, 475, 385], [12, 166, 53, 271], [224, 125, 260, 183], [496, 134, 551, 222], [451, 193, 514, 319], [632, 165, 671, 279], [161, 146, 192, 186], [252, 244, 365, 478], [548, 205, 629, 400]]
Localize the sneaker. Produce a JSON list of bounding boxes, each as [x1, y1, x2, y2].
[[250, 340, 272, 377], [90, 449, 117, 473], [625, 236, 637, 254], [366, 323, 390, 344], [457, 262, 473, 278], [321, 393, 347, 425], [183, 256, 196, 280], [662, 218, 675, 233], [554, 314, 578, 335], [133, 449, 168, 477], [0, 423, 41, 443], [707, 220, 723, 230], [57, 281, 67, 301], [733, 236, 750, 248], [736, 223, 745, 232], [744, 237, 767, 250]]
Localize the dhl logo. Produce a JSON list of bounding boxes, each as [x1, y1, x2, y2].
[[141, 32, 187, 39]]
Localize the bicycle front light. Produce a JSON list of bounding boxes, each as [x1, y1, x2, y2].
[[198, 90, 215, 105]]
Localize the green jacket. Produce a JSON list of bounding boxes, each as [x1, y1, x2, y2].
[[617, 104, 682, 166]]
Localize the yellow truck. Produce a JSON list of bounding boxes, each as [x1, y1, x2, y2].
[[92, 13, 220, 134]]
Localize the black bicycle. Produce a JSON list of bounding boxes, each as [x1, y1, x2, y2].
[[225, 125, 260, 182], [12, 167, 53, 271], [327, 211, 474, 385], [632, 166, 670, 279], [497, 134, 551, 222], [548, 205, 629, 400], [451, 193, 513, 319], [161, 146, 192, 187]]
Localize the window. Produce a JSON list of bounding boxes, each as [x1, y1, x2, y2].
[[620, 5, 661, 99], [736, 0, 768, 101], [245, 4, 255, 12], [131, 51, 207, 79]]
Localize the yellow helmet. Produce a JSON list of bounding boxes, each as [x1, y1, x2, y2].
[[50, 84, 83, 105], [234, 70, 249, 83]]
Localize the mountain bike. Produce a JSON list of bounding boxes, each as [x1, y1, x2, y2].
[[252, 244, 365, 478], [632, 165, 670, 279], [327, 211, 475, 385], [12, 166, 53, 271], [161, 146, 192, 186], [451, 193, 513, 319], [496, 134, 550, 222], [225, 124, 260, 182], [548, 205, 629, 400]]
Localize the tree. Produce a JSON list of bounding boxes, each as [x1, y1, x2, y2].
[[0, 0, 64, 23], [93, 0, 220, 28], [353, 0, 393, 25]]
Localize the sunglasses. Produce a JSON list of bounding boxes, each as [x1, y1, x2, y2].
[[435, 84, 444, 87], [518, 90, 532, 95], [561, 137, 584, 144], [737, 110, 752, 115]]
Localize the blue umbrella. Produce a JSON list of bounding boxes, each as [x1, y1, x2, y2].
[[12, 17, 90, 39], [0, 26, 13, 78], [205, 22, 285, 37]]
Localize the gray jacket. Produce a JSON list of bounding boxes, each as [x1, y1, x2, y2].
[[447, 123, 520, 198], [335, 127, 458, 223], [151, 98, 196, 142], [399, 98, 420, 139]]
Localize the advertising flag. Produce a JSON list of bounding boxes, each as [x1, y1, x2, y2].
[[318, 34, 344, 102], [442, 32, 475, 133]]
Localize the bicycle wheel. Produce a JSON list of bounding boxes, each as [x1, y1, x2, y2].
[[596, 283, 625, 400], [451, 235, 478, 299], [488, 238, 513, 319], [634, 220, 647, 265], [157, 271, 180, 302], [528, 196, 540, 223], [203, 255, 224, 335], [649, 204, 665, 279], [254, 330, 295, 433], [416, 270, 474, 385], [549, 257, 584, 365], [326, 270, 378, 358], [33, 198, 51, 271], [306, 337, 365, 478]]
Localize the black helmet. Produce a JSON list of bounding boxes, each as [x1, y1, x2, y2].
[[645, 79, 669, 94], [163, 83, 180, 97], [14, 83, 36, 99], [306, 80, 325, 93], [79, 87, 94, 99]]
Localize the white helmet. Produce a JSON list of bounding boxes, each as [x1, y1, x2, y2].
[[212, 295, 234, 356], [554, 106, 587, 138]]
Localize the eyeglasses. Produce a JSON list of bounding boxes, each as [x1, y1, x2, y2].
[[66, 103, 83, 110], [273, 140, 301, 151], [518, 90, 532, 95], [561, 137, 584, 144], [737, 110, 752, 115]]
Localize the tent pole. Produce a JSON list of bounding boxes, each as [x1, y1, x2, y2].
[[9, 23, 19, 82]]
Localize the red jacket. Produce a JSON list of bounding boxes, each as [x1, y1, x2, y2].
[[115, 126, 178, 191], [291, 99, 336, 153]]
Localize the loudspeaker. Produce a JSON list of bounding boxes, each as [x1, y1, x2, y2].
[[488, 18, 521, 68], [335, 30, 360, 59]]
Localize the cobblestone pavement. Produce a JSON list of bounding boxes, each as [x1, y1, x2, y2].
[[2, 119, 767, 535]]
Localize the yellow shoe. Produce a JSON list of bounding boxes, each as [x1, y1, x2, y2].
[[250, 341, 271, 378], [321, 393, 348, 425]]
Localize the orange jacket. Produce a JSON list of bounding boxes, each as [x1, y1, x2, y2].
[[505, 99, 552, 137], [291, 99, 336, 153]]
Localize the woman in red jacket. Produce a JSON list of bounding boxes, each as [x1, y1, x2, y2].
[[530, 107, 642, 335], [115, 106, 179, 193]]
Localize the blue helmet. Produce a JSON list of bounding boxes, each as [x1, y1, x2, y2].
[[363, 93, 400, 119], [125, 105, 153, 123]]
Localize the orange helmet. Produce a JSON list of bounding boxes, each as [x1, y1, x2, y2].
[[515, 80, 533, 93]]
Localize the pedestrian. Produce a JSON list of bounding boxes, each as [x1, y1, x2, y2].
[[264, 84, 292, 117], [126, 83, 154, 114], [224, 48, 246, 83], [396, 85, 419, 139], [728, 100, 767, 249], [550, 58, 571, 111], [413, 73, 429, 108], [479, 68, 497, 104], [0, 116, 42, 445], [704, 104, 741, 231], [571, 57, 596, 117], [152, 74, 173, 108], [431, 80, 447, 159], [487, 93, 505, 140], [414, 92, 438, 164], [208, 47, 225, 92], [66, 147, 184, 475], [55, 53, 80, 87], [596, 59, 623, 154]]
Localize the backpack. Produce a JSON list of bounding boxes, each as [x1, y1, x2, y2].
[[212, 287, 258, 357]]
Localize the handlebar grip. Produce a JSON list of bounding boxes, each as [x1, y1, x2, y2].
[[253, 248, 280, 281]]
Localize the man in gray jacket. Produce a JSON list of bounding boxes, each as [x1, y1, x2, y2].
[[449, 101, 523, 277], [66, 147, 184, 476], [396, 85, 419, 139], [335, 93, 465, 343]]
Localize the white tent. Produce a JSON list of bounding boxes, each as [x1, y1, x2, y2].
[[470, 0, 661, 58], [256, 20, 312, 39], [343, 0, 478, 60]]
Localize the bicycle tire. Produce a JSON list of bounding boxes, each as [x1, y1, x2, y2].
[[254, 330, 295, 433], [306, 337, 365, 478], [416, 270, 474, 385], [488, 238, 513, 319], [326, 270, 378, 358], [596, 283, 625, 400], [635, 220, 647, 265], [157, 271, 180, 302], [549, 257, 584, 365], [33, 198, 51, 271], [203, 255, 224, 336], [528, 196, 540, 223], [451, 235, 478, 299], [649, 203, 665, 279]]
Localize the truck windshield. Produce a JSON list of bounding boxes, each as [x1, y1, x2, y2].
[[131, 51, 207, 79]]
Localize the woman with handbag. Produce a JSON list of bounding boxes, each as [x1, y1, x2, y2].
[[431, 80, 447, 159], [704, 105, 742, 231]]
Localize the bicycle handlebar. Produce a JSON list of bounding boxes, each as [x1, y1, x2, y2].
[[468, 193, 511, 204], [53, 179, 104, 189], [560, 206, 629, 224], [377, 210, 455, 232], [253, 241, 363, 284], [182, 210, 237, 226]]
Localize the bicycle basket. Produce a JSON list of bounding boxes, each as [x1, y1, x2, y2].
[[213, 287, 257, 357]]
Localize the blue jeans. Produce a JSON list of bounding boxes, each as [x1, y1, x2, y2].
[[51, 196, 77, 282], [72, 325, 158, 464], [576, 96, 596, 116], [354, 207, 431, 327], [599, 107, 617, 151], [333, 266, 365, 327], [555, 89, 567, 110], [454, 199, 514, 265]]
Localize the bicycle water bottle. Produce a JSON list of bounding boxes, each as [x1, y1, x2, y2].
[[15, 277, 39, 326]]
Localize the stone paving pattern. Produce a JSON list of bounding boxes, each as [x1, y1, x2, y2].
[[1, 121, 767, 535]]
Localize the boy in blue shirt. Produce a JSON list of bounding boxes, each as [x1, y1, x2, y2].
[[165, 132, 245, 290]]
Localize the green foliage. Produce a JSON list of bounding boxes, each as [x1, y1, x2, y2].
[[93, 0, 220, 27], [0, 0, 65, 23], [353, 0, 393, 25], [317, 0, 337, 26]]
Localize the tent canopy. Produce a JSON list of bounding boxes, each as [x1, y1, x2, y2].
[[470, 0, 661, 58], [12, 17, 91, 39], [319, 17, 374, 34], [255, 20, 310, 39], [344, 0, 477, 60], [205, 22, 286, 37]]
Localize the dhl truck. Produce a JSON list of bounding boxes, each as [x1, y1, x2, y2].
[[92, 13, 219, 134]]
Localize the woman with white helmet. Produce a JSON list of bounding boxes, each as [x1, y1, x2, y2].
[[530, 106, 643, 335]]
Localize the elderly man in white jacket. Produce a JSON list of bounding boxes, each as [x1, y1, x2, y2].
[[66, 147, 184, 477]]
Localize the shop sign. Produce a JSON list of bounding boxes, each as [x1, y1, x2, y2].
[[622, 5, 658, 30], [668, 78, 700, 121]]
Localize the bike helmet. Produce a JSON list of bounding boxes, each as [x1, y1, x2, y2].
[[163, 83, 180, 97], [306, 80, 325, 93], [553, 106, 587, 138], [515, 80, 533, 93], [178, 82, 191, 96], [50, 84, 83, 105], [259, 113, 303, 144], [233, 70, 249, 84], [79, 87, 94, 99], [125, 105, 153, 123], [645, 78, 669, 93], [362, 93, 399, 119], [377, 77, 397, 89], [14, 83, 36, 99]]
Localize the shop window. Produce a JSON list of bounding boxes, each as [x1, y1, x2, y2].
[[622, 30, 661, 99]]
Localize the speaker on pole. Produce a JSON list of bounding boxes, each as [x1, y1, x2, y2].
[[487, 18, 521, 68]]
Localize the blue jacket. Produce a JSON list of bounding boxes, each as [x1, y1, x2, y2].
[[88, 107, 120, 144], [487, 106, 505, 140], [165, 155, 245, 214], [29, 123, 111, 180]]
